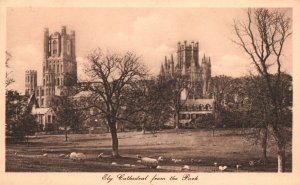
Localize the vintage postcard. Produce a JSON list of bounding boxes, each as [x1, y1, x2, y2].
[[1, 0, 300, 185]]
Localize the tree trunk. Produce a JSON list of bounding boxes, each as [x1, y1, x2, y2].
[[277, 145, 286, 172], [262, 126, 268, 164], [262, 128, 268, 164], [142, 124, 146, 134], [175, 112, 179, 129], [110, 124, 120, 158], [65, 127, 68, 142], [26, 135, 29, 145]]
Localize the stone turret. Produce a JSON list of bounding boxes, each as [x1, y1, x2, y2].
[[25, 70, 37, 96], [43, 28, 49, 60]]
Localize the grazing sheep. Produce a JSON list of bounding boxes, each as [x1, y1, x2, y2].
[[76, 153, 86, 161], [157, 156, 164, 162], [181, 165, 190, 171], [141, 157, 159, 168], [70, 152, 77, 160], [219, 166, 227, 171], [137, 160, 142, 163], [136, 154, 142, 159], [173, 159, 182, 163], [111, 162, 117, 165], [42, 153, 48, 157], [156, 165, 162, 169], [69, 152, 86, 161]]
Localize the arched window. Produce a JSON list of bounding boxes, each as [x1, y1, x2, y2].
[[52, 40, 57, 55], [67, 40, 71, 55]]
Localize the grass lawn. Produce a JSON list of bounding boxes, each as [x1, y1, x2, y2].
[[5, 128, 292, 172]]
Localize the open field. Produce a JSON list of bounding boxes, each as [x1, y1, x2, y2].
[[6, 128, 292, 172]]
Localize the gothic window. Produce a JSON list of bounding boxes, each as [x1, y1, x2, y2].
[[52, 40, 57, 55], [48, 115, 51, 123], [67, 40, 71, 55], [57, 65, 59, 73], [41, 98, 44, 106]]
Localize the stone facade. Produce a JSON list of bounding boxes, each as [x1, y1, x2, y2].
[[25, 26, 77, 108], [160, 41, 214, 127], [160, 41, 212, 99]]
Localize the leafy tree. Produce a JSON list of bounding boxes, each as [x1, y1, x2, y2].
[[233, 8, 292, 172], [6, 90, 38, 143], [124, 78, 173, 133], [53, 95, 85, 141]]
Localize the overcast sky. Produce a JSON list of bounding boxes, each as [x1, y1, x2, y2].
[[6, 8, 292, 93]]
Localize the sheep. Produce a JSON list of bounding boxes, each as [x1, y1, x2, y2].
[[70, 152, 77, 160], [111, 162, 117, 165], [69, 152, 86, 161], [42, 153, 48, 157], [76, 153, 86, 161], [141, 157, 159, 168], [172, 159, 182, 163], [157, 156, 164, 162], [219, 166, 227, 171], [181, 165, 190, 171]]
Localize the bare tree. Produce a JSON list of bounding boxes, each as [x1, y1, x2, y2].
[[211, 75, 234, 120], [6, 51, 15, 88], [82, 49, 146, 157], [233, 8, 292, 172]]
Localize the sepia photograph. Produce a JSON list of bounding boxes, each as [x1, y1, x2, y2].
[[1, 1, 300, 184]]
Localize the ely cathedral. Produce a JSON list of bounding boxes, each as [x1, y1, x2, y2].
[[160, 41, 212, 99], [24, 26, 213, 128], [25, 26, 77, 108], [160, 41, 214, 127], [25, 26, 77, 127]]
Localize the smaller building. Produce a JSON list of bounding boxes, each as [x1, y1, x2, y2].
[[31, 106, 56, 130], [179, 99, 215, 128]]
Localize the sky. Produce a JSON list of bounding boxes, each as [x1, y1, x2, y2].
[[6, 8, 292, 93]]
